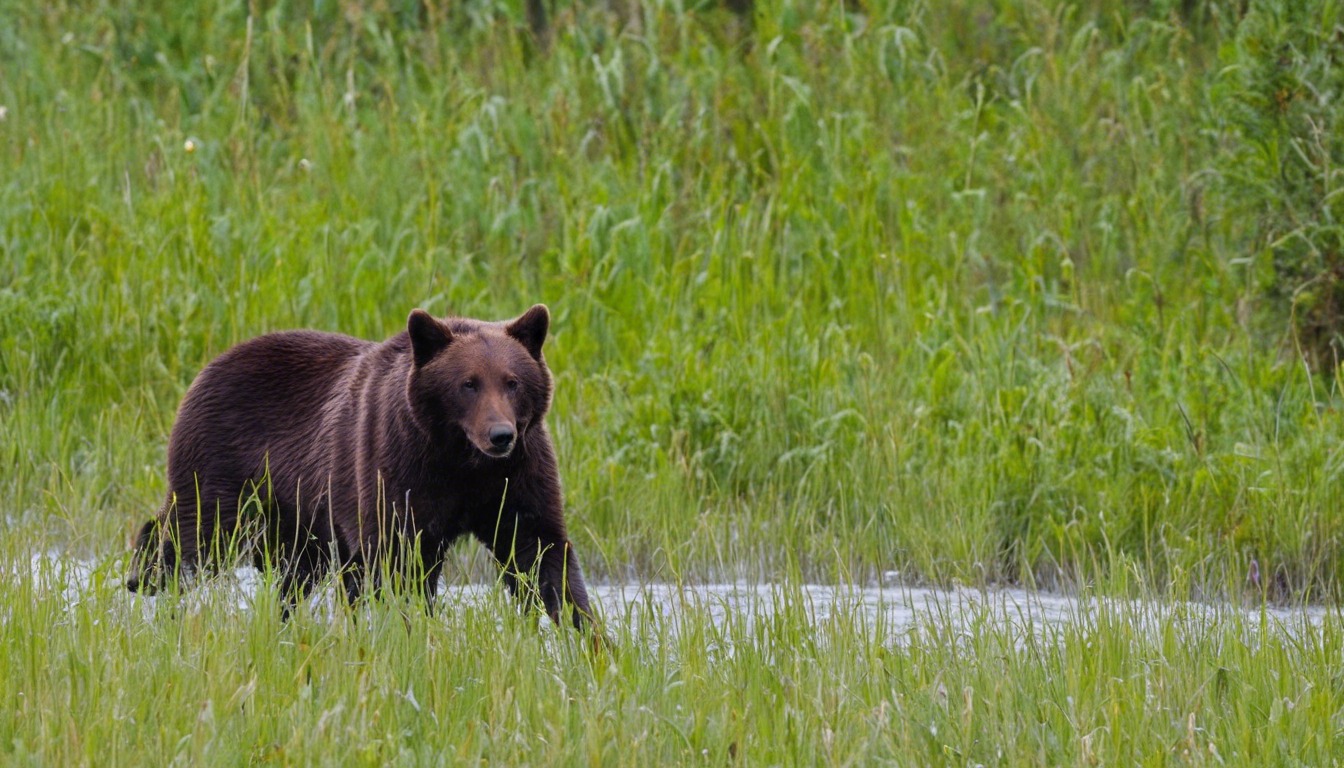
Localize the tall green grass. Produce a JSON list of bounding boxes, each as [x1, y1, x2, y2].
[[5, 0, 1344, 762], [5, 0, 1341, 597], [2, 559, 1340, 764]]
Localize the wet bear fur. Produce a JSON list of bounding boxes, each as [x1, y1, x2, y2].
[[125, 305, 593, 629]]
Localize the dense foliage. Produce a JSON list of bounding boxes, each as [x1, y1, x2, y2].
[[8, 0, 1337, 597], [4, 1, 1344, 764]]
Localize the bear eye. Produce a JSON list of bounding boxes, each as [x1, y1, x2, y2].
[[506, 378, 519, 392], [462, 379, 478, 392]]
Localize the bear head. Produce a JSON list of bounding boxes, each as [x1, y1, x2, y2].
[[405, 305, 553, 460]]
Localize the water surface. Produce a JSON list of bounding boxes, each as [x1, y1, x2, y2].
[[26, 554, 1331, 641]]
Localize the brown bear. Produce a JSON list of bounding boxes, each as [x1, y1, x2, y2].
[[125, 305, 594, 629]]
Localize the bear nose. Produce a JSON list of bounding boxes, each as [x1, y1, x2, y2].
[[488, 424, 516, 451]]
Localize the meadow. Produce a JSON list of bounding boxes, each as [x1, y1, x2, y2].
[[2, 0, 1343, 763]]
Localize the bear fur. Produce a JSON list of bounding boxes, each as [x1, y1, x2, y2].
[[125, 305, 593, 629]]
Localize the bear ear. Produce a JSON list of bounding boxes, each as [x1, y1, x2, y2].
[[407, 309, 452, 367], [506, 304, 549, 360]]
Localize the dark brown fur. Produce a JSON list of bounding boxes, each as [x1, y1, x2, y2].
[[126, 305, 593, 629]]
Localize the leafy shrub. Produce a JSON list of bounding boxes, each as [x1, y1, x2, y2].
[[1215, 0, 1344, 370]]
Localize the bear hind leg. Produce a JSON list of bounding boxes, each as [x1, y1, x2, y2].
[[269, 512, 340, 619], [125, 494, 185, 594]]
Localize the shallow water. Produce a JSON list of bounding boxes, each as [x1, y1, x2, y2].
[[584, 582, 1334, 648], [23, 554, 1333, 640]]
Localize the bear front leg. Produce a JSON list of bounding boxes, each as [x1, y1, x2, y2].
[[543, 539, 594, 630], [487, 524, 593, 630]]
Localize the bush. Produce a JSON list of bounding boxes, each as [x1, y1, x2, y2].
[[1215, 0, 1344, 371]]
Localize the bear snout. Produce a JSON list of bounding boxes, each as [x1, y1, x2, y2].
[[486, 423, 516, 455]]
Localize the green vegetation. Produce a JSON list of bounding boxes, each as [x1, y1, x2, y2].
[[3, 0, 1343, 763], [4, 562, 1342, 765]]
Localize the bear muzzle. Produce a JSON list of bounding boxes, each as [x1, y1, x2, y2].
[[482, 423, 517, 457]]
